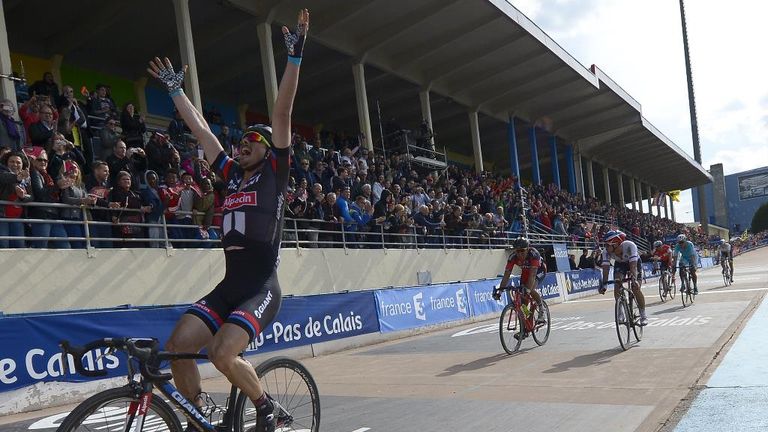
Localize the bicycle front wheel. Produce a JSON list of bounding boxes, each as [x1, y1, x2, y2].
[[658, 276, 666, 302], [499, 304, 523, 354], [630, 294, 643, 342], [615, 297, 631, 351], [57, 386, 182, 432], [235, 356, 320, 432], [669, 276, 677, 299], [680, 276, 689, 307], [532, 301, 551, 346]]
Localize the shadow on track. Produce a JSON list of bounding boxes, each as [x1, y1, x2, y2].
[[543, 348, 623, 374], [438, 349, 533, 377]]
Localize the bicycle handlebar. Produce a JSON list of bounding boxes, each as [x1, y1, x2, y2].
[[60, 338, 172, 381]]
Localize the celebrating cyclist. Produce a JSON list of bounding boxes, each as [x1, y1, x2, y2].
[[672, 234, 699, 294], [149, 9, 309, 432], [598, 230, 648, 326], [493, 237, 547, 327], [650, 240, 675, 293], [718, 238, 734, 282]]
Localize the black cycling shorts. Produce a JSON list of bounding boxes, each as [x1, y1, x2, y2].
[[721, 251, 731, 259], [186, 248, 282, 342], [614, 261, 641, 280]]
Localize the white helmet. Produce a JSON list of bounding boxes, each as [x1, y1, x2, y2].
[[677, 234, 687, 242], [653, 240, 662, 248]]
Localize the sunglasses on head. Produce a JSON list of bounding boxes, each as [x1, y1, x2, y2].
[[241, 131, 270, 147]]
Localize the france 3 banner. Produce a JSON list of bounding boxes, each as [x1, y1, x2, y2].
[[0, 292, 379, 393], [466, 278, 508, 316], [564, 269, 602, 294], [375, 284, 471, 332]]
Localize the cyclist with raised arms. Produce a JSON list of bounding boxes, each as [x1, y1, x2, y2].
[[673, 234, 699, 294], [718, 238, 734, 282], [493, 237, 548, 334], [598, 230, 648, 326], [650, 240, 675, 293], [147, 9, 309, 432]]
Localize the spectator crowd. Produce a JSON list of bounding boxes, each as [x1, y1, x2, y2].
[[0, 72, 718, 251]]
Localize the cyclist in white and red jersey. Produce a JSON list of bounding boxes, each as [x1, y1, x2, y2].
[[148, 9, 309, 432], [599, 230, 648, 326], [493, 237, 548, 326]]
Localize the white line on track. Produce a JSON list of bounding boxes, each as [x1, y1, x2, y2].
[[568, 286, 768, 303]]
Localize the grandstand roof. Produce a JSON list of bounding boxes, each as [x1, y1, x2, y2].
[[6, 0, 712, 192]]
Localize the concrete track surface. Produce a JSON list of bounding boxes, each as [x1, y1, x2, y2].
[[2, 248, 766, 432]]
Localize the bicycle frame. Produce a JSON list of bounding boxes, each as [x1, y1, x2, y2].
[[506, 286, 537, 333]]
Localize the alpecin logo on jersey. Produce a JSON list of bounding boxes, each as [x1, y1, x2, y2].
[[224, 191, 258, 210]]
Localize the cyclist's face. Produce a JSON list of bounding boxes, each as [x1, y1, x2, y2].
[[515, 248, 527, 256]]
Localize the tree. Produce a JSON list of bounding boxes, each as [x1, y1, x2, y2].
[[751, 202, 768, 233]]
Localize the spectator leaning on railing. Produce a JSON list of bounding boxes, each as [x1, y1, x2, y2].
[[0, 150, 32, 248], [59, 160, 96, 249], [28, 148, 70, 249]]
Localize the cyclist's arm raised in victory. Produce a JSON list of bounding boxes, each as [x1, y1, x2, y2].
[[272, 9, 308, 150], [146, 59, 223, 164]]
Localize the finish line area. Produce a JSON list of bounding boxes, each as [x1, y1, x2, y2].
[[2, 249, 766, 432]]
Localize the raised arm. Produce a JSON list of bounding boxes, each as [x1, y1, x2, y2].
[[272, 9, 309, 150], [147, 57, 223, 163]]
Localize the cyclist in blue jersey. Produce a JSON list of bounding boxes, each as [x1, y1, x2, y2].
[[672, 234, 698, 294], [148, 9, 309, 432]]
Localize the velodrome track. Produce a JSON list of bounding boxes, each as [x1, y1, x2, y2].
[[2, 248, 766, 432]]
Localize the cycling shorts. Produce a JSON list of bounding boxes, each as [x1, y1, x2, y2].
[[720, 251, 731, 259], [187, 248, 282, 342], [614, 262, 641, 281], [679, 264, 697, 276]]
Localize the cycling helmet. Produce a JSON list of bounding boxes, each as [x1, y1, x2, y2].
[[603, 230, 626, 245], [241, 124, 273, 148], [677, 234, 687, 243], [512, 237, 530, 250], [720, 239, 726, 244], [653, 240, 662, 248]]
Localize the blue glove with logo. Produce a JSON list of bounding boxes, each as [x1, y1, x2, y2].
[[283, 9, 309, 64]]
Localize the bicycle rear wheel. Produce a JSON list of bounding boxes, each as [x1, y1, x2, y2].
[[532, 301, 551, 346], [615, 297, 631, 351], [235, 356, 321, 432], [57, 386, 182, 432], [499, 304, 523, 354], [722, 265, 731, 286], [680, 276, 689, 307], [658, 275, 666, 302]]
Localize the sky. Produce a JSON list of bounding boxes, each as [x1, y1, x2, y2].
[[510, 0, 768, 223]]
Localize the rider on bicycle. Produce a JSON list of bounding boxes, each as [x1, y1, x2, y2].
[[718, 239, 734, 282], [151, 10, 310, 432], [672, 234, 698, 294], [493, 237, 547, 327], [650, 240, 675, 291], [598, 230, 648, 326]]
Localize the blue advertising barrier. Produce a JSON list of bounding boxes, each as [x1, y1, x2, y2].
[[466, 278, 508, 316], [564, 268, 602, 294], [553, 243, 571, 272], [0, 291, 379, 392], [538, 273, 561, 300], [375, 283, 470, 332]]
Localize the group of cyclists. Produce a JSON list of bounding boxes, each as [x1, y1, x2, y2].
[[493, 229, 735, 338]]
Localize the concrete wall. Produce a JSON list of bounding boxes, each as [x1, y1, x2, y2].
[[0, 248, 507, 315]]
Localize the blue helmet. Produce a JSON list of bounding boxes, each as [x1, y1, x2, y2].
[[603, 230, 626, 245]]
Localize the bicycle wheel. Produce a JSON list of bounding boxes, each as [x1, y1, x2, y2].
[[629, 294, 643, 342], [499, 304, 523, 354], [615, 296, 631, 351], [688, 275, 696, 304], [680, 275, 689, 307], [532, 301, 551, 346], [658, 276, 666, 302], [235, 356, 320, 432], [669, 275, 677, 299], [57, 386, 182, 432]]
